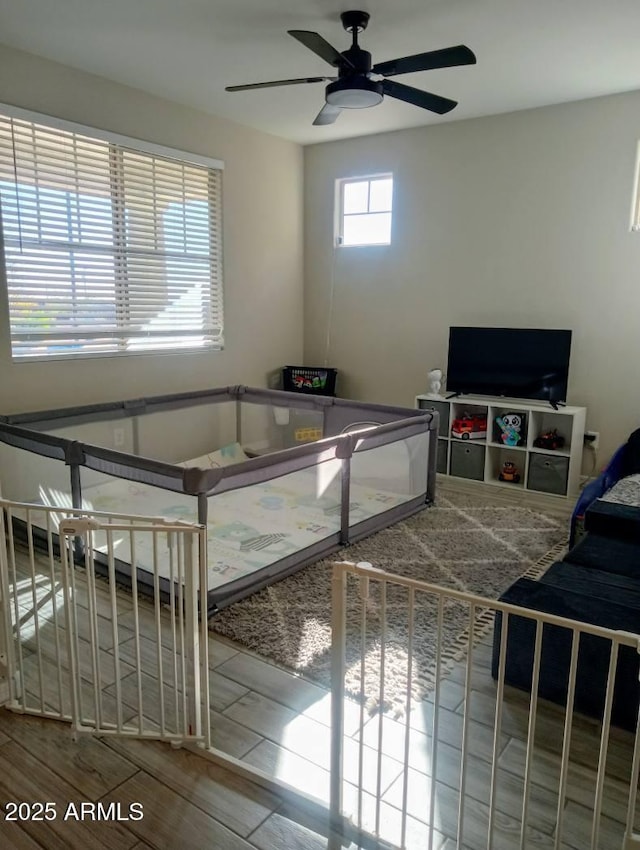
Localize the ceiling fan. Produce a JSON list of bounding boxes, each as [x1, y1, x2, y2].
[[225, 10, 476, 126]]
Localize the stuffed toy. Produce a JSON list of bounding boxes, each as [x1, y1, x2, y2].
[[427, 369, 444, 395], [496, 413, 524, 446]]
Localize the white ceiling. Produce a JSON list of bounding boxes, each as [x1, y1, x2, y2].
[[2, 0, 640, 145]]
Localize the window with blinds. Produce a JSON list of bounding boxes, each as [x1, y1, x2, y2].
[[0, 109, 224, 360]]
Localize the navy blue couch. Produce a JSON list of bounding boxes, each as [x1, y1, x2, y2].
[[492, 432, 640, 732], [570, 427, 640, 545]]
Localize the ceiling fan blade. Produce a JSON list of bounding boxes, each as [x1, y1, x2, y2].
[[288, 30, 354, 69], [313, 104, 342, 126], [226, 76, 335, 92], [373, 45, 476, 77], [382, 79, 457, 115]]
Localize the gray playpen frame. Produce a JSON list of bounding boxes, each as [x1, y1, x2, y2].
[[0, 386, 438, 613]]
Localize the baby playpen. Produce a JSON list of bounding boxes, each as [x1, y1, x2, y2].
[[0, 385, 437, 612]]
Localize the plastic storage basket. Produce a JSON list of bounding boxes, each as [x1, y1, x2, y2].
[[282, 366, 338, 396]]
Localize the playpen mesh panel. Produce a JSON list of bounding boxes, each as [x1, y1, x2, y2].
[[0, 441, 73, 505], [77, 467, 197, 520], [324, 401, 426, 438], [351, 431, 430, 504], [206, 458, 344, 590], [47, 400, 237, 466], [135, 401, 237, 464]]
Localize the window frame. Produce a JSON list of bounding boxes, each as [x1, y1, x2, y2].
[[0, 102, 224, 362], [631, 141, 640, 232], [335, 173, 393, 248]]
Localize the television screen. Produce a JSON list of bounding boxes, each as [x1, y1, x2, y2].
[[446, 327, 572, 402]]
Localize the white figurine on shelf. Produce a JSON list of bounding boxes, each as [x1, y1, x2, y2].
[[427, 369, 444, 395]]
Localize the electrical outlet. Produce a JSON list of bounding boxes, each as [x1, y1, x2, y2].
[[584, 430, 600, 450], [114, 427, 125, 447]]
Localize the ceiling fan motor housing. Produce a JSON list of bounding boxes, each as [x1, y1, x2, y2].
[[326, 76, 383, 108], [339, 46, 372, 74], [329, 33, 381, 110]]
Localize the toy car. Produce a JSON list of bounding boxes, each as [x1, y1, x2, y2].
[[499, 460, 521, 483], [533, 429, 565, 450], [451, 412, 488, 440]]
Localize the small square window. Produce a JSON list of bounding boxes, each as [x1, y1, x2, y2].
[[337, 174, 393, 246]]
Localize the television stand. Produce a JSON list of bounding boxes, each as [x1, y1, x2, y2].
[[415, 393, 586, 497], [550, 400, 566, 411]]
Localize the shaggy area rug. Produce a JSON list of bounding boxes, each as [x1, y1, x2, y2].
[[210, 490, 568, 710]]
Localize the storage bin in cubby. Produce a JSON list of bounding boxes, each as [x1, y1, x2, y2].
[[417, 398, 450, 436], [450, 441, 485, 481], [437, 439, 448, 474], [528, 453, 569, 495]]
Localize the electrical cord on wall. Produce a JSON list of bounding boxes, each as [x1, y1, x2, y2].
[[323, 244, 339, 368], [579, 443, 598, 489]]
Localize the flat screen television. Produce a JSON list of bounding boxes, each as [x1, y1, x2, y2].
[[446, 327, 572, 403]]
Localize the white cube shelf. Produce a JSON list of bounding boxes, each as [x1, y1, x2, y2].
[[416, 393, 586, 497]]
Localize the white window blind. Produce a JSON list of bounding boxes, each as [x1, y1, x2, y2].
[[0, 109, 224, 360]]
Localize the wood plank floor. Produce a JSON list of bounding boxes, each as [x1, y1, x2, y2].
[[1, 481, 637, 850]]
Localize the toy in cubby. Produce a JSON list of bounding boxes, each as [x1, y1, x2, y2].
[[533, 428, 565, 450], [451, 411, 488, 440], [495, 412, 526, 447], [499, 460, 521, 483]]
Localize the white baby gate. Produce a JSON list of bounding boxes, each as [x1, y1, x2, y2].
[[0, 499, 210, 745], [2, 496, 640, 850], [0, 497, 346, 836], [329, 560, 640, 850]]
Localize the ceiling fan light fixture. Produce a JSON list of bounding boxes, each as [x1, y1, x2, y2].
[[326, 77, 383, 108]]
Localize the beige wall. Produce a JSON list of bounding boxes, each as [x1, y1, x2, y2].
[[0, 45, 304, 414], [304, 90, 640, 463]]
